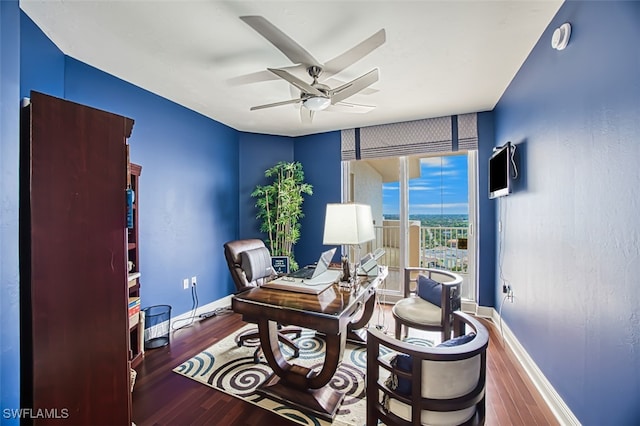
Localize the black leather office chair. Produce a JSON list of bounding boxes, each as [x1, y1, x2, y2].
[[224, 239, 301, 362]]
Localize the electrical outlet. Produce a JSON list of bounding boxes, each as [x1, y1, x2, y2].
[[507, 286, 514, 303], [191, 276, 197, 286], [183, 278, 189, 290]]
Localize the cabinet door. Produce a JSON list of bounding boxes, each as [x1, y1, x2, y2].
[[22, 91, 133, 425]]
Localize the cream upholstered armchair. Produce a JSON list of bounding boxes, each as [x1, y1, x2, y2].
[[367, 311, 489, 426], [223, 239, 301, 362], [393, 267, 463, 343]]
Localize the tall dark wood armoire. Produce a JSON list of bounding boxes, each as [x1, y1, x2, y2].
[[20, 91, 134, 425]]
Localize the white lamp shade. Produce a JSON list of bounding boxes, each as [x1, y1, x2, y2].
[[323, 203, 375, 245]]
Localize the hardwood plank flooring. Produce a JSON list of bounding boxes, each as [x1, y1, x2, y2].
[[132, 308, 559, 425]]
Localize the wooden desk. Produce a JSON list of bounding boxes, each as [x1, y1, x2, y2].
[[232, 267, 387, 420]]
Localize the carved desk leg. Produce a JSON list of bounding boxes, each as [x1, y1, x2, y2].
[[256, 318, 347, 420], [347, 288, 376, 343]]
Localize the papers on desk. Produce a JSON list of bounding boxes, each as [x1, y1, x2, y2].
[[262, 270, 341, 294]]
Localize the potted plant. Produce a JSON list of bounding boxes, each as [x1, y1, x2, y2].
[[251, 161, 313, 271]]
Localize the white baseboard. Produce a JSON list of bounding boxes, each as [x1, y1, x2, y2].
[[461, 300, 478, 314], [144, 296, 234, 339], [475, 305, 494, 318], [488, 307, 581, 426], [141, 296, 232, 345], [171, 295, 234, 327]]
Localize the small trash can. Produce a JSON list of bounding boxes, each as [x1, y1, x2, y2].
[[143, 305, 171, 349]]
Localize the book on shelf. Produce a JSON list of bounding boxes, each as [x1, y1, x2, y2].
[[129, 312, 139, 328], [128, 296, 141, 317], [128, 305, 140, 317]]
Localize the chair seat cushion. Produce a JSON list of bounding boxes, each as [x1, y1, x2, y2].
[[392, 296, 442, 326]]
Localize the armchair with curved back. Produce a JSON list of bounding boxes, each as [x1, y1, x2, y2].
[[367, 311, 489, 426], [393, 267, 463, 343], [223, 239, 301, 362]]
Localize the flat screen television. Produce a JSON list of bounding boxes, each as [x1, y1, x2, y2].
[[489, 142, 513, 199]]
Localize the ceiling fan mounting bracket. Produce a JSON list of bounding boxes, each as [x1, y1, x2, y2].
[[307, 65, 323, 79]]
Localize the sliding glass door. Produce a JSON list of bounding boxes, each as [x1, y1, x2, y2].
[[345, 151, 478, 303]]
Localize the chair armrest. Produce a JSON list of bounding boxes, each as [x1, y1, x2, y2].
[[440, 279, 462, 315]]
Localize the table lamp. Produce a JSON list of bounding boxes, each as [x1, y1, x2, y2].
[[322, 203, 375, 285]]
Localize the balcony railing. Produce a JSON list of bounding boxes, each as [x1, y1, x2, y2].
[[372, 223, 467, 270], [419, 226, 469, 273], [368, 221, 469, 298]]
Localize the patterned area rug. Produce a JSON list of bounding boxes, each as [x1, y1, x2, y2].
[[173, 325, 431, 426]]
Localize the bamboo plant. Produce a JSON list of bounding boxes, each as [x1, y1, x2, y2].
[[251, 161, 313, 271]]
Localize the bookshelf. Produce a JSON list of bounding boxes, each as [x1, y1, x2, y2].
[[21, 91, 133, 425], [128, 163, 143, 368]]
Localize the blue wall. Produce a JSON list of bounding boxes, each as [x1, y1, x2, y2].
[[63, 58, 240, 310], [476, 111, 497, 307], [294, 131, 342, 267], [19, 12, 241, 318], [493, 1, 640, 424], [0, 2, 21, 423], [19, 12, 64, 99], [236, 131, 342, 269], [237, 132, 294, 240]]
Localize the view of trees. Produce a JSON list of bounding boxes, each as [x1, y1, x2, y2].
[[383, 214, 468, 228]]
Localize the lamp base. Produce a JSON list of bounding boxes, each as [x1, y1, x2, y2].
[[338, 257, 359, 291], [341, 256, 351, 282]]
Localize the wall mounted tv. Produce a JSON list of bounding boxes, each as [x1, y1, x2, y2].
[[489, 141, 514, 199]]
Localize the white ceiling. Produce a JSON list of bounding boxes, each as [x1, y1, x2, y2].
[[20, 1, 563, 137]]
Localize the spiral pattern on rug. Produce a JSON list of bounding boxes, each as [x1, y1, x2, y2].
[[174, 325, 431, 426]]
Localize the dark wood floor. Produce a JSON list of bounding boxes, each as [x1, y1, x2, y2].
[[132, 307, 559, 426]]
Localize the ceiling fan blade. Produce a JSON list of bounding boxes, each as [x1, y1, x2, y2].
[[227, 69, 278, 86], [322, 29, 386, 78], [250, 98, 303, 111], [328, 101, 376, 114], [268, 68, 325, 97], [322, 78, 380, 95], [300, 106, 314, 124], [240, 16, 320, 67], [323, 77, 379, 95], [227, 64, 304, 86], [330, 68, 379, 104]]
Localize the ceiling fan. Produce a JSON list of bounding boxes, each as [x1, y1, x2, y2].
[[239, 15, 385, 122]]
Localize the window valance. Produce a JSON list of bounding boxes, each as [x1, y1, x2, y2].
[[341, 113, 478, 160]]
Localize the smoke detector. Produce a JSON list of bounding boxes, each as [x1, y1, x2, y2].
[[551, 23, 571, 51]]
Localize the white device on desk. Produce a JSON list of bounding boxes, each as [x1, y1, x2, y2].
[[263, 248, 340, 294], [357, 248, 385, 277]]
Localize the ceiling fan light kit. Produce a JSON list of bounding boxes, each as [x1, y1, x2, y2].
[[240, 15, 385, 123], [303, 97, 331, 111]]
